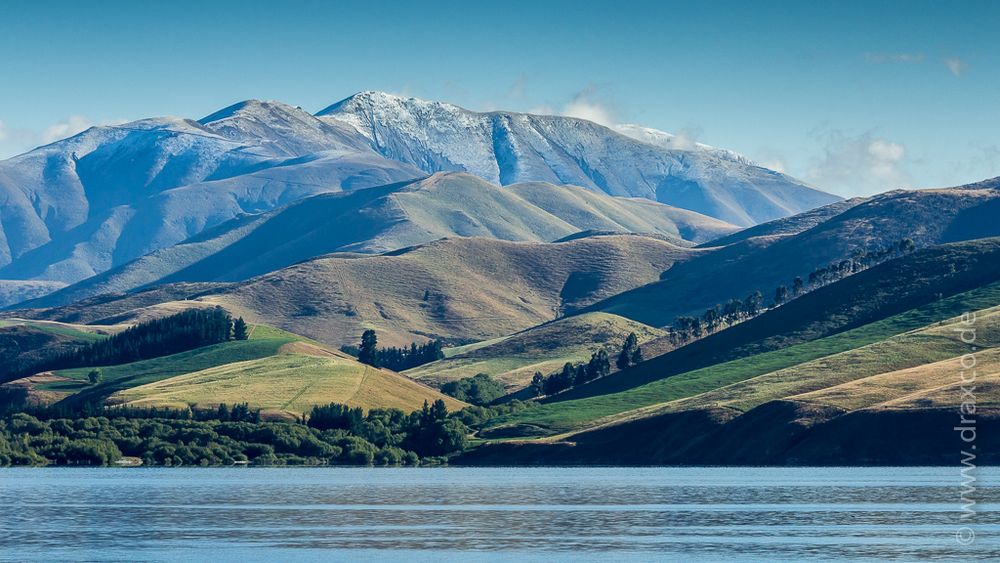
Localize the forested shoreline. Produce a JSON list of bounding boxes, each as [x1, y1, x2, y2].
[[0, 399, 531, 467]]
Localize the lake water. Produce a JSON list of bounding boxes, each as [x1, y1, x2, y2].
[[1, 467, 996, 561]]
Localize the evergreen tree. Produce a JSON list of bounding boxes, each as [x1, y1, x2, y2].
[[774, 284, 789, 305], [543, 363, 576, 395], [34, 307, 235, 374], [582, 349, 610, 383], [87, 369, 103, 385], [792, 276, 804, 296], [617, 332, 640, 370], [744, 291, 764, 316], [233, 317, 249, 340], [530, 372, 545, 396], [630, 346, 643, 365], [358, 330, 380, 367]]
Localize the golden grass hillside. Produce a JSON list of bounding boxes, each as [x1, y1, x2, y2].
[[111, 340, 464, 418], [209, 235, 698, 347], [595, 303, 1000, 427]]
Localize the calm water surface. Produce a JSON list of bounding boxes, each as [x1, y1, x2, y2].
[[1, 467, 997, 561]]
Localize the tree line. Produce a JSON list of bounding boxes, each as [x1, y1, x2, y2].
[[0, 398, 472, 467], [668, 238, 917, 345], [529, 333, 643, 397], [346, 330, 445, 371], [28, 307, 249, 376]]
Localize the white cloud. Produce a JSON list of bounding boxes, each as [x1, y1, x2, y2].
[[864, 52, 925, 64], [759, 159, 786, 174], [561, 95, 616, 127], [944, 57, 968, 76], [38, 115, 127, 145], [527, 104, 555, 115], [526, 87, 619, 127], [806, 130, 911, 196], [40, 116, 97, 143]]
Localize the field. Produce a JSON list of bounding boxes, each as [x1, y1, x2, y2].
[[615, 303, 1000, 421], [15, 322, 464, 416], [42, 332, 297, 405], [112, 347, 464, 417]]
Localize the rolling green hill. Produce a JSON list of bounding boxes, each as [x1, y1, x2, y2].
[[113, 345, 464, 416], [460, 288, 1000, 465], [0, 319, 117, 383], [405, 312, 666, 389], [563, 238, 1000, 403], [10, 323, 462, 418], [477, 247, 1000, 436]]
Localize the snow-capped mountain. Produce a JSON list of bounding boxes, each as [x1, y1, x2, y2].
[[0, 92, 839, 306], [0, 101, 421, 286], [318, 91, 839, 226]]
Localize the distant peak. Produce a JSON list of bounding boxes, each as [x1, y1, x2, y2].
[[316, 90, 463, 116], [198, 99, 306, 124]]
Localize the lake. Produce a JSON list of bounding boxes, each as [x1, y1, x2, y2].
[[1, 467, 996, 561]]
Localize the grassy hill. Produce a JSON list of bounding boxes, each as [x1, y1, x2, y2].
[[23, 172, 736, 309], [12, 324, 462, 418], [564, 238, 1000, 402], [0, 319, 117, 383], [459, 289, 1000, 465], [698, 198, 863, 248], [590, 183, 1000, 327], [113, 343, 464, 416], [406, 312, 666, 389], [477, 251, 1000, 436], [206, 235, 697, 347], [14, 282, 224, 325]]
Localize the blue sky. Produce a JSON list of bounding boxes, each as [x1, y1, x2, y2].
[[1, 0, 997, 196]]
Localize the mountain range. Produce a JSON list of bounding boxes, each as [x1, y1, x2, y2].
[[0, 92, 837, 307]]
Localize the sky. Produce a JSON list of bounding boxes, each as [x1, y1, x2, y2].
[[1, 0, 997, 196]]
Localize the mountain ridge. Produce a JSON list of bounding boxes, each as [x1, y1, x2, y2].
[[318, 91, 840, 226]]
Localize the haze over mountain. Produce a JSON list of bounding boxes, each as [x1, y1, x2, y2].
[[20, 172, 735, 309]]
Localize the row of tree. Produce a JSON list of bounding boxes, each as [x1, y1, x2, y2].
[[307, 399, 466, 457], [440, 373, 507, 406], [350, 330, 445, 371], [668, 238, 918, 345], [32, 307, 249, 375], [530, 333, 643, 397]]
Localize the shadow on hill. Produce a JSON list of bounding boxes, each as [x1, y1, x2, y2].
[[456, 402, 1000, 466], [554, 238, 1000, 403]]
